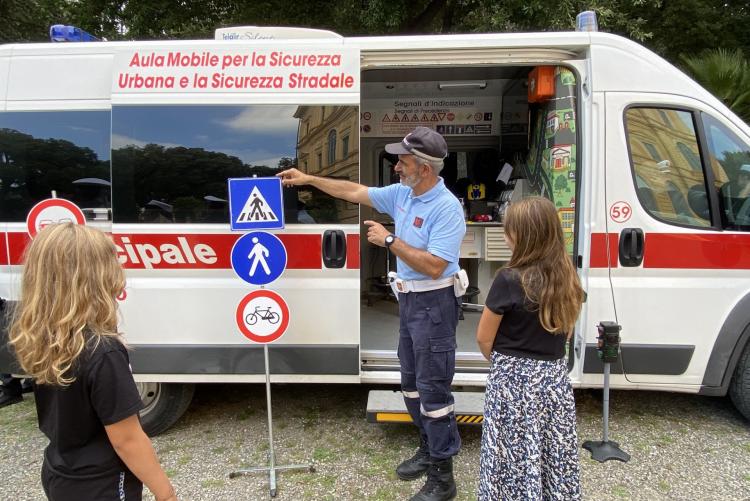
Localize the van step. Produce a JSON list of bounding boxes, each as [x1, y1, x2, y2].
[[366, 390, 485, 425]]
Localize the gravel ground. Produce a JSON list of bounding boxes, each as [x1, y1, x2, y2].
[[0, 384, 749, 500]]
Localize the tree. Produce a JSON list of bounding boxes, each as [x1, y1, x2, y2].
[[0, 0, 74, 42], [681, 49, 750, 123]]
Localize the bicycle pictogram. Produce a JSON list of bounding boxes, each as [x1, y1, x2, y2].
[[245, 306, 280, 326]]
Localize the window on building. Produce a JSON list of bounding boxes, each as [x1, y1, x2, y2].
[[658, 109, 673, 128], [625, 107, 710, 227], [677, 141, 702, 170], [0, 110, 111, 222], [643, 142, 662, 162], [317, 152, 322, 169], [342, 135, 349, 158], [701, 113, 750, 230], [328, 130, 337, 165]]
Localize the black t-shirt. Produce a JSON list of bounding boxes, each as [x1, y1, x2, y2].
[[34, 336, 143, 478], [485, 268, 567, 361]]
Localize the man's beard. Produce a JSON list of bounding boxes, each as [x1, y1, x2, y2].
[[400, 173, 419, 188]]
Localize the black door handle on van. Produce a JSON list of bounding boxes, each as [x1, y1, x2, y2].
[[322, 229, 347, 268], [618, 228, 644, 267]]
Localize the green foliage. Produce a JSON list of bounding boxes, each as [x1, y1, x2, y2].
[[681, 49, 750, 123], [3, 0, 750, 73]]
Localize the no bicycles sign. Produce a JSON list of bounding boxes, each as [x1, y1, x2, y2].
[[235, 289, 290, 344]]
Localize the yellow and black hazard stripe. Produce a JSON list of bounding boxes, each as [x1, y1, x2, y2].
[[456, 414, 484, 424], [368, 412, 483, 425]]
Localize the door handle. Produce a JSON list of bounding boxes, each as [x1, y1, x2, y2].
[[618, 228, 644, 267], [322, 229, 346, 268]]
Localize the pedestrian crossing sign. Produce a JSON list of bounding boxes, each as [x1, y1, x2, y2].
[[228, 177, 285, 230]]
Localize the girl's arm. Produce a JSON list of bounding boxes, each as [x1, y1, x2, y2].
[[105, 414, 177, 501], [476, 307, 503, 361]]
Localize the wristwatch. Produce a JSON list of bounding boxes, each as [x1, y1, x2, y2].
[[384, 234, 397, 248]]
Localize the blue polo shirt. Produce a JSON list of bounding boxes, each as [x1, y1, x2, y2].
[[368, 178, 466, 281]]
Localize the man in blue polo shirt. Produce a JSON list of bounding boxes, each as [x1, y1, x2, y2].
[[278, 127, 465, 501]]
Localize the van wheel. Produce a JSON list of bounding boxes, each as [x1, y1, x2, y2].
[[136, 382, 195, 436], [729, 342, 750, 421]]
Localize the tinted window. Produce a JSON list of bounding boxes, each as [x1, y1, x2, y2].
[[0, 111, 111, 222], [111, 105, 358, 224], [701, 113, 750, 229], [625, 108, 710, 227]]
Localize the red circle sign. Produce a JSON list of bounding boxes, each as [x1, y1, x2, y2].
[[26, 198, 86, 237], [235, 289, 289, 344]]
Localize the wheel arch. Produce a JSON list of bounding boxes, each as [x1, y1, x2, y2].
[[700, 291, 750, 396]]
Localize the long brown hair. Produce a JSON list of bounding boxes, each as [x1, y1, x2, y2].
[[504, 197, 584, 335], [9, 223, 125, 386]]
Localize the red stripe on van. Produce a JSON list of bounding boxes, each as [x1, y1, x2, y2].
[[644, 233, 750, 269], [589, 233, 619, 268], [590, 232, 750, 269], [0, 233, 8, 265], [3, 232, 332, 270], [346, 234, 360, 269], [7, 231, 28, 265]]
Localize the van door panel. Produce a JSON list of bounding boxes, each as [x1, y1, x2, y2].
[[111, 103, 361, 379], [602, 92, 741, 385]]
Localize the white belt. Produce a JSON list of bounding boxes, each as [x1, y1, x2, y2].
[[388, 272, 453, 294]]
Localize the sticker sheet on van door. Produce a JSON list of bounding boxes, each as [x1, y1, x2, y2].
[[228, 177, 285, 230], [230, 231, 287, 285], [361, 97, 499, 137], [26, 198, 86, 237]]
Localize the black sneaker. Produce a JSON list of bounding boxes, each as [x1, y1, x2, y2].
[[21, 379, 33, 394], [0, 393, 22, 409]]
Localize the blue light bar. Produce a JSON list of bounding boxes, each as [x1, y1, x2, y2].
[[49, 25, 100, 42], [575, 11, 599, 32]]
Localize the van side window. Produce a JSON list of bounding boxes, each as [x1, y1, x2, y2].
[[700, 114, 750, 230], [0, 111, 111, 223], [625, 107, 711, 227], [111, 105, 359, 224]]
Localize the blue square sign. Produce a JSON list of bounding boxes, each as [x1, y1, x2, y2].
[[228, 177, 285, 231]]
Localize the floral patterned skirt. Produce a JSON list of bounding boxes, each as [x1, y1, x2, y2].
[[478, 352, 580, 500]]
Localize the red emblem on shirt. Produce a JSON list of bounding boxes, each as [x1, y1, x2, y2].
[[413, 217, 424, 228]]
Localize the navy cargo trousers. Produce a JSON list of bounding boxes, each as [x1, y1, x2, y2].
[[398, 286, 461, 459]]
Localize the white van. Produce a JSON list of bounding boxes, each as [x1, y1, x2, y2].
[[2, 22, 750, 434]]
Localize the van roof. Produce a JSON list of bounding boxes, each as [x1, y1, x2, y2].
[[0, 30, 747, 136]]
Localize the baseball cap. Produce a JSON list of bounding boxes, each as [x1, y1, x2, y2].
[[385, 126, 448, 161]]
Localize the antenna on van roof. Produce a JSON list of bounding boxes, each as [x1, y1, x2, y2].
[[214, 26, 342, 41]]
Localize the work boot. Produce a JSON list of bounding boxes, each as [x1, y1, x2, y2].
[[409, 457, 457, 501], [396, 437, 431, 480]]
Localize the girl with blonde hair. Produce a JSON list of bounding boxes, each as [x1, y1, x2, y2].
[[10, 223, 176, 501], [476, 197, 584, 500]]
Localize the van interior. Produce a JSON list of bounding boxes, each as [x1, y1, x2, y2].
[[358, 64, 579, 372]]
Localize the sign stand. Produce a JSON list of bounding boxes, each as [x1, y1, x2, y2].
[[229, 343, 313, 497], [582, 321, 630, 463], [581, 362, 630, 462], [228, 177, 313, 497]]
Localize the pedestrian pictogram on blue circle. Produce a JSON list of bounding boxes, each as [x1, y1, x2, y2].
[[230, 232, 287, 286], [228, 177, 285, 231]]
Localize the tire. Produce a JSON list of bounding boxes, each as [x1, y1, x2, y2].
[[729, 342, 750, 421], [269, 312, 280, 324], [136, 382, 195, 436]]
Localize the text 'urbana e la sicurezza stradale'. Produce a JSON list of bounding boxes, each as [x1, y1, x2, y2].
[[116, 50, 356, 90]]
